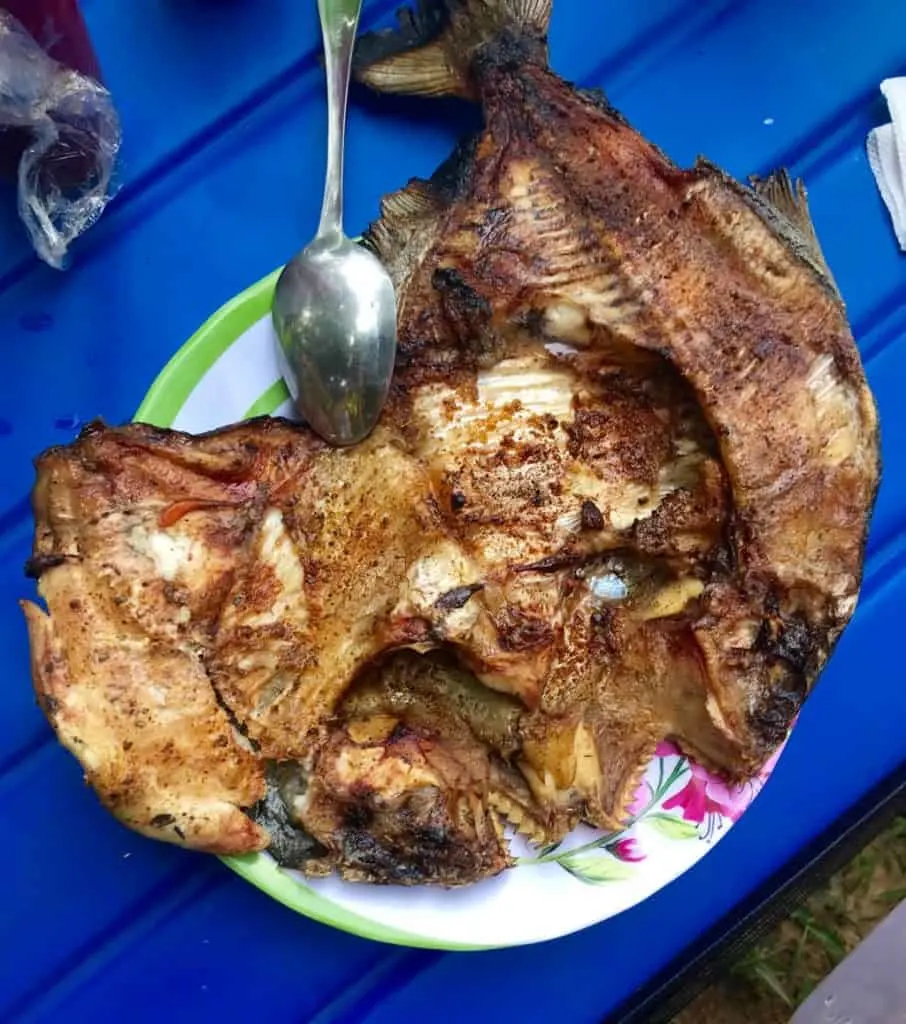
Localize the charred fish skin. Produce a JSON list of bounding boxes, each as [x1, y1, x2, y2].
[[247, 765, 331, 870], [354, 0, 879, 784]]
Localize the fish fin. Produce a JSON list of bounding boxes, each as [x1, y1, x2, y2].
[[749, 169, 842, 301], [750, 170, 817, 243], [380, 179, 441, 221], [354, 40, 461, 98], [362, 131, 485, 266], [353, 0, 552, 100], [504, 0, 553, 32], [362, 178, 445, 266]]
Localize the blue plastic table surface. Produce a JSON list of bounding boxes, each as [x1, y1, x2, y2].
[[1, 1, 904, 1021]]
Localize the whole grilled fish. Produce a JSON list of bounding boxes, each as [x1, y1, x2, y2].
[[21, 0, 879, 886]]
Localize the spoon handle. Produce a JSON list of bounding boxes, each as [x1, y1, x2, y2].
[[316, 0, 363, 241]]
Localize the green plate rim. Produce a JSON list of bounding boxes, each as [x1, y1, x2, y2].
[[135, 270, 281, 426], [134, 269, 495, 952], [227, 853, 492, 951]]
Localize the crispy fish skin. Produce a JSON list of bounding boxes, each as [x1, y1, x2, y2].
[[22, 417, 545, 879], [22, 422, 277, 854], [22, 0, 880, 882]]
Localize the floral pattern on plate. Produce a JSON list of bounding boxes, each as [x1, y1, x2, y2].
[[519, 740, 786, 884]]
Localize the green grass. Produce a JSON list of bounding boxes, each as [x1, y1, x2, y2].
[[675, 817, 906, 1023]]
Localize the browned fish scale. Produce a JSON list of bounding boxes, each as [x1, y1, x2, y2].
[[21, 0, 879, 885]]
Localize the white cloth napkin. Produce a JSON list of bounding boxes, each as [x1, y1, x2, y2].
[[867, 78, 906, 252]]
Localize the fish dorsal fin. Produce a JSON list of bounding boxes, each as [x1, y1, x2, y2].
[[749, 169, 842, 301], [353, 0, 552, 100], [751, 170, 821, 251], [380, 179, 440, 223], [363, 179, 444, 267]]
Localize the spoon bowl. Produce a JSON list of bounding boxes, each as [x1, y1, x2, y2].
[[272, 0, 396, 447], [273, 236, 396, 446]]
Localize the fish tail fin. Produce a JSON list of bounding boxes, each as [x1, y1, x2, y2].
[[353, 0, 552, 100]]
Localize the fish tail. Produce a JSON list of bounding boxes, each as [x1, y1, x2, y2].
[[353, 0, 552, 100]]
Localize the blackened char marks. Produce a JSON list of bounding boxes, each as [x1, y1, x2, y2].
[[249, 769, 329, 868], [338, 826, 462, 885], [25, 553, 70, 579], [748, 673, 806, 751], [580, 499, 604, 531], [756, 610, 822, 677], [41, 693, 60, 716], [430, 132, 481, 203], [577, 86, 629, 127], [435, 582, 484, 611], [472, 29, 547, 82], [432, 267, 491, 317], [515, 552, 581, 574], [340, 828, 421, 882], [336, 791, 502, 885], [432, 267, 503, 365], [747, 610, 824, 749], [496, 606, 553, 652], [343, 800, 373, 831]]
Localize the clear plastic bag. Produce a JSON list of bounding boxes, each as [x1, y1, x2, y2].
[[0, 10, 120, 268]]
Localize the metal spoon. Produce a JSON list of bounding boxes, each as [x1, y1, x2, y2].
[[272, 0, 397, 447]]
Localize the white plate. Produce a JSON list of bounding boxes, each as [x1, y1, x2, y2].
[[136, 270, 786, 950]]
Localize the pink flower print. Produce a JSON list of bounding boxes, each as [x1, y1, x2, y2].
[[609, 837, 645, 863], [700, 774, 751, 823], [662, 763, 752, 824], [655, 740, 681, 758], [662, 771, 709, 823]]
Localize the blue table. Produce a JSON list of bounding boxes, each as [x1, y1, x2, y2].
[[1, 2, 904, 1021]]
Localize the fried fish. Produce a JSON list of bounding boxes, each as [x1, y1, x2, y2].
[[21, 0, 879, 885]]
